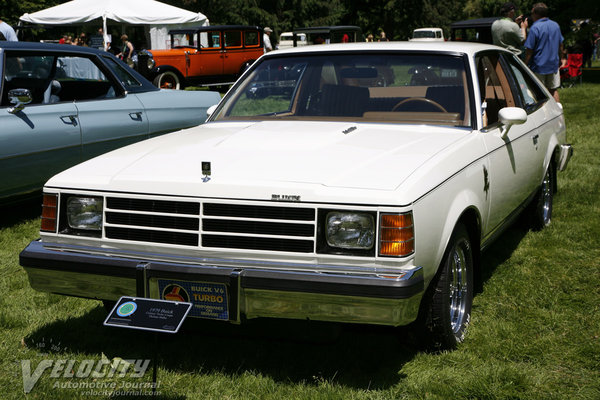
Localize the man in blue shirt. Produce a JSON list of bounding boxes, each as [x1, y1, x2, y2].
[[524, 3, 563, 102]]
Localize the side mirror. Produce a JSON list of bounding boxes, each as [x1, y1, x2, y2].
[[206, 104, 218, 119], [498, 107, 527, 138], [8, 88, 33, 114]]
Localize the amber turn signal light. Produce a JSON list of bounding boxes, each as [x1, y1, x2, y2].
[[41, 194, 58, 232], [379, 212, 414, 257]]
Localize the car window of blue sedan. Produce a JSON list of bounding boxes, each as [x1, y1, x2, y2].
[[2, 54, 56, 105], [102, 56, 142, 89], [58, 56, 107, 80], [1, 52, 119, 105]]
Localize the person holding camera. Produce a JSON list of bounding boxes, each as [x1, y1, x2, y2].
[[491, 2, 528, 55]]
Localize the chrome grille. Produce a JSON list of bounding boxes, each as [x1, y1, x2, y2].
[[104, 197, 316, 252]]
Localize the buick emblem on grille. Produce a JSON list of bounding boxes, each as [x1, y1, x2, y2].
[[271, 194, 301, 202], [202, 161, 211, 182]]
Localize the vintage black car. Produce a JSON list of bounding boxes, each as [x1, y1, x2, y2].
[[450, 17, 500, 44]]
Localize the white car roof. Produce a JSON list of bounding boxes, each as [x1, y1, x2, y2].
[[268, 41, 503, 57]]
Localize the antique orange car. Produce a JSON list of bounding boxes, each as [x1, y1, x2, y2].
[[136, 25, 264, 89]]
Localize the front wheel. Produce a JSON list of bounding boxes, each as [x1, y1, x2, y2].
[[153, 71, 182, 90], [423, 223, 474, 349]]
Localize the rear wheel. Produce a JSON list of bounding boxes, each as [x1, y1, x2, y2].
[[531, 163, 555, 230], [153, 71, 182, 90], [423, 223, 474, 349]]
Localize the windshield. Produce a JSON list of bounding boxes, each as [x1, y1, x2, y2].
[[212, 52, 471, 127]]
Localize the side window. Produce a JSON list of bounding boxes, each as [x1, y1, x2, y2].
[[55, 56, 117, 101], [224, 31, 242, 48], [1, 53, 122, 106], [199, 31, 221, 48], [2, 54, 54, 105], [102, 56, 141, 90], [476, 53, 515, 127], [503, 54, 548, 110], [244, 31, 259, 47], [171, 33, 195, 47], [57, 56, 107, 80]]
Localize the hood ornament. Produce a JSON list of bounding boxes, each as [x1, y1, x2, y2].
[[202, 161, 211, 183]]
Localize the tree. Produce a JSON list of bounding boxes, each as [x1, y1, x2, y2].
[[170, 0, 344, 38], [3, 0, 596, 45], [2, 0, 62, 25]]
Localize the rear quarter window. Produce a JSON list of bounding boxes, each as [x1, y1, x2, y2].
[[245, 31, 260, 47]]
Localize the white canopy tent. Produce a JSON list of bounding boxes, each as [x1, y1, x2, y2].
[[19, 0, 208, 49]]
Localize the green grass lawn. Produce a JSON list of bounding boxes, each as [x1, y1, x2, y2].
[[1, 83, 599, 399]]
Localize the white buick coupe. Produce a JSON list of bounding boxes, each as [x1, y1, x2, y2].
[[21, 42, 572, 349]]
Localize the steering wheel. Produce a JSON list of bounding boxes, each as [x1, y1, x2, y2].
[[392, 97, 447, 112]]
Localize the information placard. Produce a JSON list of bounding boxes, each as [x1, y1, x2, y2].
[[104, 297, 192, 333]]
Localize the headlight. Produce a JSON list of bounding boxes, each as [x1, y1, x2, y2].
[[146, 57, 155, 69], [66, 196, 103, 231], [325, 212, 375, 250], [142, 51, 155, 69]]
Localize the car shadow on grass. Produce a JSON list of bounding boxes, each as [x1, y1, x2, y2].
[[0, 195, 42, 228], [477, 222, 529, 293], [26, 304, 418, 391]]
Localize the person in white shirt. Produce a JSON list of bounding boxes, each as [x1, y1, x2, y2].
[[0, 19, 18, 41], [263, 27, 273, 53]]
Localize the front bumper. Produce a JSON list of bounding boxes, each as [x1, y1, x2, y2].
[[20, 240, 424, 327]]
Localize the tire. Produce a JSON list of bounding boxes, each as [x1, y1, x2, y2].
[[531, 163, 554, 231], [423, 223, 474, 350], [153, 71, 182, 90]]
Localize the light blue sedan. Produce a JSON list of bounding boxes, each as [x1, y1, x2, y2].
[[0, 41, 221, 203]]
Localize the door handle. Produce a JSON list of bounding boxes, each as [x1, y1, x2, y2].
[[129, 112, 143, 121], [60, 115, 78, 126]]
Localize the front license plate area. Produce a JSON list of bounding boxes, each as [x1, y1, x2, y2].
[[157, 279, 229, 321]]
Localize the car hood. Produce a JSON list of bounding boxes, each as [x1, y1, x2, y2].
[[48, 120, 469, 196]]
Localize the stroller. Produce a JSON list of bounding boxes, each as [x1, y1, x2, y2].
[[560, 53, 583, 88]]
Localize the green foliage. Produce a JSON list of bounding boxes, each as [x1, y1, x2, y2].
[[1, 0, 61, 25], [4, 0, 599, 44]]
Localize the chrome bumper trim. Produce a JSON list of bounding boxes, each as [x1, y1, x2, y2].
[[20, 240, 424, 326], [558, 143, 573, 172]]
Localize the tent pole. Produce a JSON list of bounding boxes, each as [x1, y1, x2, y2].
[[103, 16, 108, 51]]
